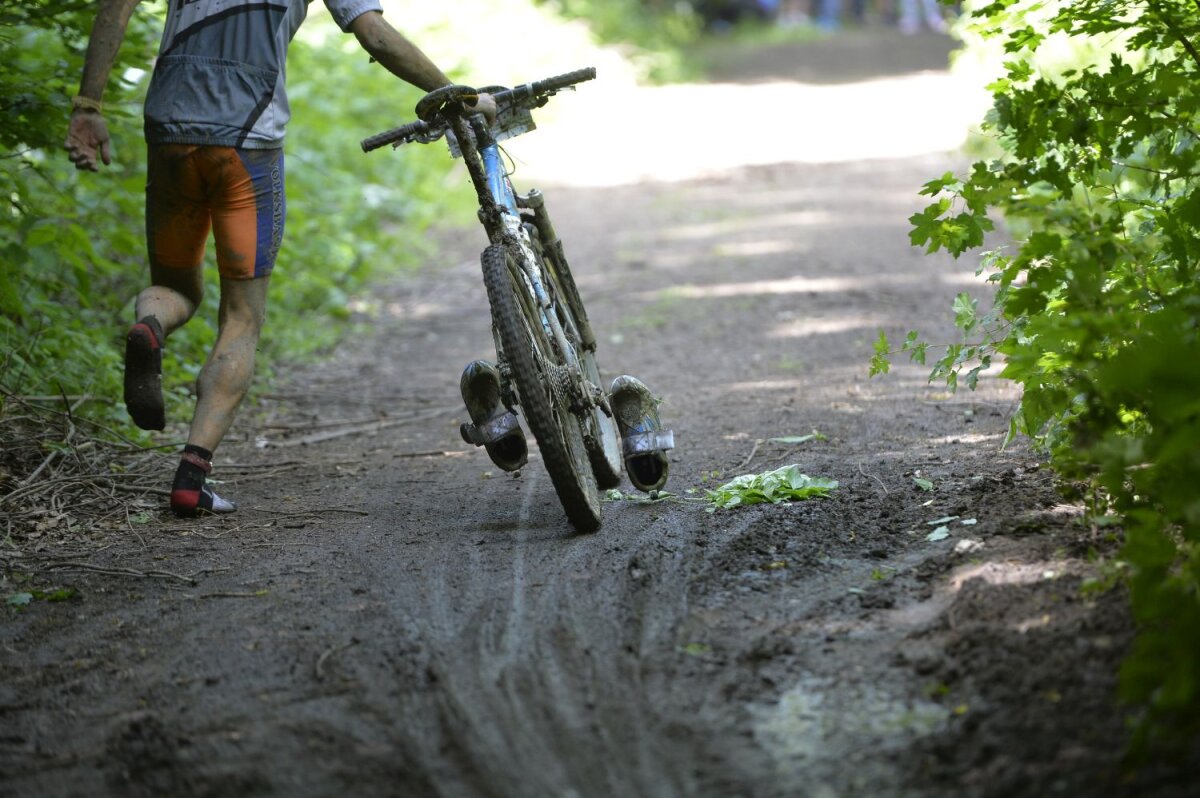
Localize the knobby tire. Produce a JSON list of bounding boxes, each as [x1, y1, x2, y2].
[[482, 243, 601, 532], [526, 226, 623, 490]]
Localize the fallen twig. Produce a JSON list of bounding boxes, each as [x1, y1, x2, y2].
[[198, 591, 268, 599], [736, 439, 762, 472], [245, 506, 369, 517], [267, 406, 455, 448], [315, 639, 358, 681], [858, 462, 889, 496], [1, 473, 164, 507], [31, 560, 196, 585]]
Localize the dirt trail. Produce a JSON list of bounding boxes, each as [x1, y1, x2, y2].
[[2, 29, 1192, 798]]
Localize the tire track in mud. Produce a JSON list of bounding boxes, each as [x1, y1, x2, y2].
[[375, 470, 716, 797]]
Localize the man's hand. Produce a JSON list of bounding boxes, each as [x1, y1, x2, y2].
[[468, 92, 497, 126], [65, 109, 112, 172]]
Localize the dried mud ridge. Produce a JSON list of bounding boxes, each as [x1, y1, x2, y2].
[[3, 32, 1195, 798]]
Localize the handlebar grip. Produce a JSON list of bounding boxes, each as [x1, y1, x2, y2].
[[361, 119, 430, 152], [534, 67, 597, 94]]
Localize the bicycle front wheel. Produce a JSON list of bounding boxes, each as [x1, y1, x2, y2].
[[526, 224, 623, 490], [482, 243, 601, 532]]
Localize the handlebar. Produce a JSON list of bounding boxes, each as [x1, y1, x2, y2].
[[501, 67, 596, 104], [361, 67, 596, 153], [361, 119, 431, 153]]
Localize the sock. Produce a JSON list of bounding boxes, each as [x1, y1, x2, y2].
[[137, 315, 164, 348]]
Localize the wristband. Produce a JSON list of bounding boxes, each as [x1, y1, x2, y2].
[[71, 95, 103, 113]]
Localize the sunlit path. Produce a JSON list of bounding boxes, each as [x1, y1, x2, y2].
[[506, 55, 990, 186]]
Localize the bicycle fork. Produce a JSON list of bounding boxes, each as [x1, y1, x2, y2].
[[462, 115, 608, 423]]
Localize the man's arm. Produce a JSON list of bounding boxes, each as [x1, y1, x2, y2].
[[65, 0, 142, 172], [348, 11, 451, 91], [348, 11, 495, 120]]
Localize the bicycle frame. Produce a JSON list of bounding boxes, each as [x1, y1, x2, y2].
[[482, 145, 519, 219], [448, 113, 589, 393]]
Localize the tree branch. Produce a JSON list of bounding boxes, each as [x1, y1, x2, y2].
[[1149, 0, 1200, 72]]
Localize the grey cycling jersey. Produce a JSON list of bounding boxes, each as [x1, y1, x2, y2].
[[144, 0, 381, 149]]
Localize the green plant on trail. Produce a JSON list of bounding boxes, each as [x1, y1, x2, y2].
[[872, 0, 1200, 752], [705, 464, 838, 510]]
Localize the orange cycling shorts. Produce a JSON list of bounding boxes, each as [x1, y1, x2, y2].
[[145, 145, 284, 280]]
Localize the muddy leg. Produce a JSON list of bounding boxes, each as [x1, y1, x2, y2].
[[136, 262, 203, 334], [186, 275, 270, 452]]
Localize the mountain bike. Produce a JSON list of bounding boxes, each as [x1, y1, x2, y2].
[[362, 68, 622, 532]]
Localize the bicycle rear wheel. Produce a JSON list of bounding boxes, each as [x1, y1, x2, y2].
[[482, 243, 601, 532], [525, 225, 623, 490]]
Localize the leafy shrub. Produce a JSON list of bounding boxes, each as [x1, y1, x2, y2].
[[873, 0, 1200, 751], [1, 1, 160, 422]]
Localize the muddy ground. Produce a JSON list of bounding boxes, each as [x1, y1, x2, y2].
[[2, 28, 1195, 798]]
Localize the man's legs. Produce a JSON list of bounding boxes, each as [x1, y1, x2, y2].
[[171, 147, 282, 516], [126, 145, 209, 431], [167, 274, 269, 516], [135, 144, 283, 515]]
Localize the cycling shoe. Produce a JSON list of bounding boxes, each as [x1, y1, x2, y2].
[[459, 360, 528, 472], [610, 375, 674, 493]]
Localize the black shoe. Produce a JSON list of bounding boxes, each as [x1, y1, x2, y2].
[[169, 449, 236, 517], [124, 316, 165, 431], [459, 360, 528, 472], [170, 483, 237, 517], [610, 375, 674, 493]]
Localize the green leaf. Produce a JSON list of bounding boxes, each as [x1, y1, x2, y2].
[[909, 199, 952, 252], [926, 526, 951, 542], [32, 588, 78, 602], [952, 293, 979, 333], [918, 172, 963, 197], [913, 477, 934, 491], [869, 330, 891, 377], [1003, 59, 1034, 83]]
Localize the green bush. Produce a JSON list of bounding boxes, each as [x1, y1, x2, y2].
[[873, 0, 1200, 752], [1, 1, 159, 420]]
